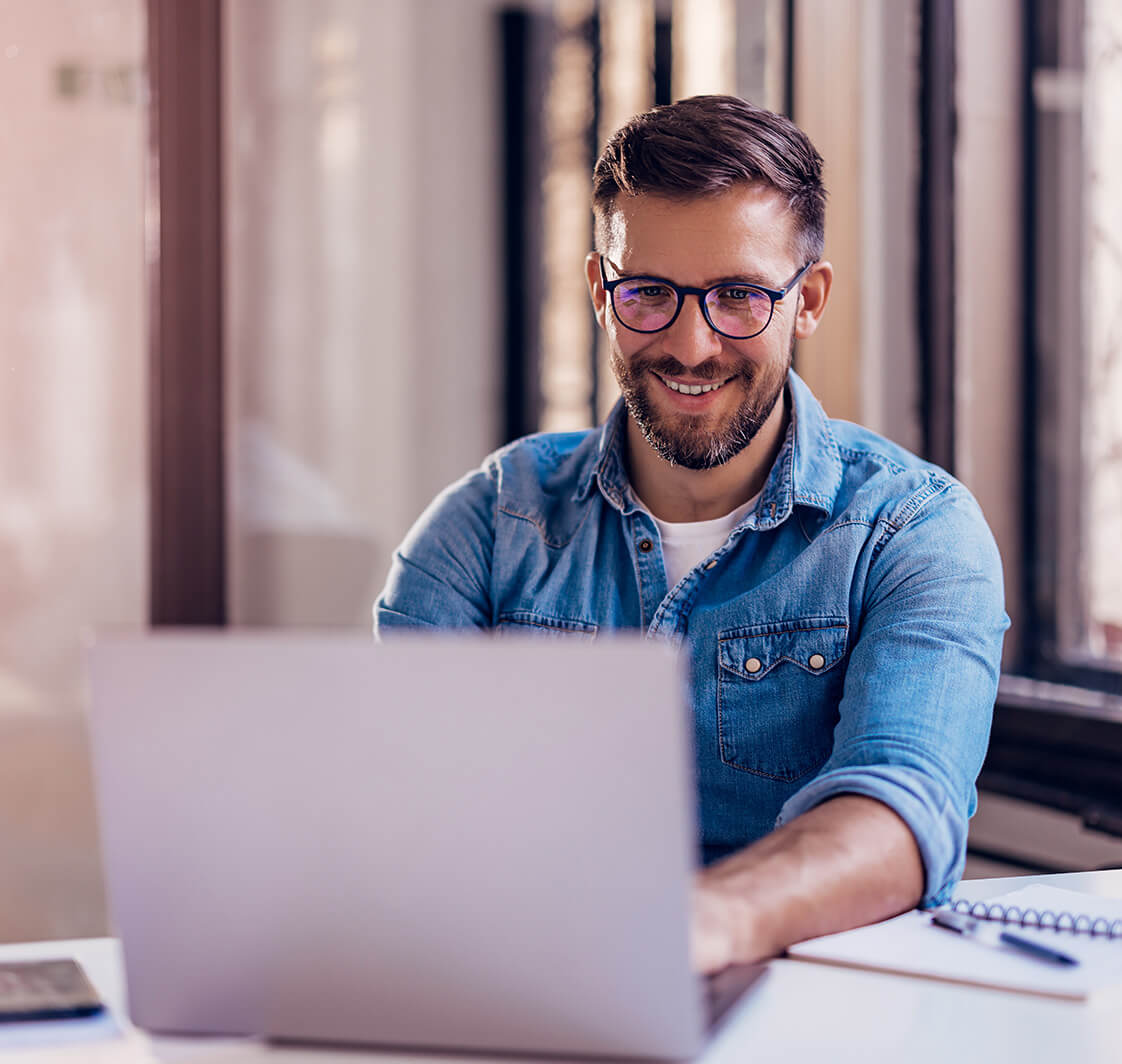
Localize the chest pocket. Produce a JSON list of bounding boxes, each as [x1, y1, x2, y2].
[[716, 618, 848, 781]]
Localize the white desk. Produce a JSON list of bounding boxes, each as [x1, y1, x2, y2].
[[4, 870, 1122, 1064]]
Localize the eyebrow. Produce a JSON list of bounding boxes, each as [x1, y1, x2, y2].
[[613, 261, 776, 288]]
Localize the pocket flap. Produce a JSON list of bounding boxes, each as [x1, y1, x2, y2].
[[718, 619, 848, 680]]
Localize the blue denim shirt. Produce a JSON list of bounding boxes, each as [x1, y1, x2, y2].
[[375, 371, 1008, 906]]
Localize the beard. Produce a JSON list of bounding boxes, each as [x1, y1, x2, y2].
[[611, 336, 793, 471]]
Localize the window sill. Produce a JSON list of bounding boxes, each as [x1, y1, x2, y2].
[[980, 674, 1122, 837]]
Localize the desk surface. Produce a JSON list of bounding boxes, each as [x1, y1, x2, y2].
[[3, 869, 1122, 1064]]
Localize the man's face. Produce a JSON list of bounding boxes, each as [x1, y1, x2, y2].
[[589, 184, 806, 471]]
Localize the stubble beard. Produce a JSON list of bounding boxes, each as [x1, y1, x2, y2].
[[611, 337, 794, 471]]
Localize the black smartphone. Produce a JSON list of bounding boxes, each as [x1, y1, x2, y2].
[[0, 959, 105, 1022]]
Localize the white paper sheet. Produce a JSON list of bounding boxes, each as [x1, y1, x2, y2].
[[787, 885, 1122, 1000]]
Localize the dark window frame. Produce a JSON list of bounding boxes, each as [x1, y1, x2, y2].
[[918, 0, 957, 474]]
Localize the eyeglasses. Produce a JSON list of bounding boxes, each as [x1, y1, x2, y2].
[[599, 255, 815, 340]]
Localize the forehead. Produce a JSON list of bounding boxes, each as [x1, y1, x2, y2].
[[602, 183, 798, 281]]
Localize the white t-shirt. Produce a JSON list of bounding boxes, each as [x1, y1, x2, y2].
[[634, 491, 760, 590]]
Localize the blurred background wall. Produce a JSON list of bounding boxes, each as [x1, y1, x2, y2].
[[2, 0, 1120, 942], [0, 0, 145, 942], [224, 0, 503, 628]]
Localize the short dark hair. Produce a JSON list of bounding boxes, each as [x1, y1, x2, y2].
[[592, 94, 826, 264]]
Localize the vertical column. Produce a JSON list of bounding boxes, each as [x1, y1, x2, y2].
[[147, 0, 226, 625], [595, 0, 655, 421], [539, 0, 598, 432], [955, 0, 1023, 663], [672, 0, 736, 99], [791, 0, 863, 423]]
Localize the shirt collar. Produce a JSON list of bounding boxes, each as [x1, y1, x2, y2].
[[575, 369, 842, 523], [755, 369, 842, 528], [574, 400, 632, 510]]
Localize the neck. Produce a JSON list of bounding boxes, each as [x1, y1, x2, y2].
[[627, 391, 789, 523]]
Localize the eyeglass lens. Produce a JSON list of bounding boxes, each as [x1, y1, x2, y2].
[[612, 279, 774, 338]]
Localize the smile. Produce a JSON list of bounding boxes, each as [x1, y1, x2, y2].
[[654, 372, 732, 396]]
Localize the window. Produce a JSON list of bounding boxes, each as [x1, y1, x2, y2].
[[976, 0, 1122, 853], [1025, 0, 1122, 689]]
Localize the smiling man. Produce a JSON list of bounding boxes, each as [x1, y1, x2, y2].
[[375, 96, 1008, 972]]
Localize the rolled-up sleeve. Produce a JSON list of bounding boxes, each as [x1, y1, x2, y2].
[[776, 481, 1009, 906]]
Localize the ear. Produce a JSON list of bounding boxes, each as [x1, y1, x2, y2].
[[793, 260, 833, 341], [585, 252, 609, 330]]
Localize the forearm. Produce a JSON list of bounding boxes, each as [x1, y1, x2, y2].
[[694, 794, 924, 970]]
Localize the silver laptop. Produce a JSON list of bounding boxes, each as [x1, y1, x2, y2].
[[85, 632, 762, 1060]]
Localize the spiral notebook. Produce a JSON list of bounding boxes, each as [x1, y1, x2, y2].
[[786, 885, 1122, 1001]]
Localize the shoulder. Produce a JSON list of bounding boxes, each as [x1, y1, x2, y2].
[[825, 419, 979, 532], [483, 427, 598, 487], [786, 372, 976, 535], [795, 419, 1008, 664], [417, 426, 596, 512], [397, 425, 605, 563], [480, 425, 604, 520]]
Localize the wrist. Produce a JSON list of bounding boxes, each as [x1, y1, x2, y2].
[[696, 870, 775, 965]]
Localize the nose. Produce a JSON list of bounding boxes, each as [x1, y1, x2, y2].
[[662, 294, 724, 368]]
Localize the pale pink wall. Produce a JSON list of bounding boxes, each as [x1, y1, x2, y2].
[[0, 0, 146, 941], [0, 0, 147, 717]]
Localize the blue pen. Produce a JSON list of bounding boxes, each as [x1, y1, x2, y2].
[[930, 909, 1080, 966]]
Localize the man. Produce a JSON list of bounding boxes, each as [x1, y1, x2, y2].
[[375, 95, 1007, 973]]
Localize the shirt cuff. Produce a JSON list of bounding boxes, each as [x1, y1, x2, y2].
[[775, 765, 966, 908]]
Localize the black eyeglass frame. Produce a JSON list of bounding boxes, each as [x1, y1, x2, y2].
[[598, 255, 816, 340]]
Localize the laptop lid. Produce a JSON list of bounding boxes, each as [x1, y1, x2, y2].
[[86, 631, 707, 1060]]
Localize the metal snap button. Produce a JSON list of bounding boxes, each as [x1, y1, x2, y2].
[[638, 538, 654, 553], [808, 653, 826, 670], [745, 657, 762, 674]]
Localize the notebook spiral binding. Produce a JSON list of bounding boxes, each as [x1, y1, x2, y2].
[[947, 897, 1122, 939]]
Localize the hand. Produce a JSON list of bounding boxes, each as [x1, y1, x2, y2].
[[690, 881, 737, 974]]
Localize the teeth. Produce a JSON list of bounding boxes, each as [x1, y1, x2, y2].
[[660, 375, 726, 395]]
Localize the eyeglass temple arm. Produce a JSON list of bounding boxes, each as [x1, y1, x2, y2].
[[775, 260, 816, 298]]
